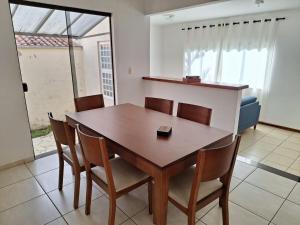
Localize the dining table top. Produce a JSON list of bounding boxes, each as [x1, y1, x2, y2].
[[66, 103, 232, 168]]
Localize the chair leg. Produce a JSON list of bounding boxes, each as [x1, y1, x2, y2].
[[254, 124, 257, 130], [108, 198, 116, 225], [148, 180, 153, 215], [73, 172, 80, 209], [58, 157, 64, 191], [187, 210, 196, 225], [85, 173, 92, 215], [221, 195, 229, 225]]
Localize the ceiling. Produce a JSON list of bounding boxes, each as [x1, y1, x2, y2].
[[150, 0, 300, 25]]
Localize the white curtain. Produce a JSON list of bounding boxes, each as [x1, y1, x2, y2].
[[184, 18, 280, 103]]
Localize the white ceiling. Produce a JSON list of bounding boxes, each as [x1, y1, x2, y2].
[[150, 0, 300, 25]]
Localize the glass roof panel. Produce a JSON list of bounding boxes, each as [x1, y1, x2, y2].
[[12, 5, 50, 33], [66, 14, 105, 36], [38, 10, 67, 35], [10, 4, 16, 12]]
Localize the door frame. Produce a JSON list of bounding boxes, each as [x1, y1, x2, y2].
[[8, 0, 117, 158]]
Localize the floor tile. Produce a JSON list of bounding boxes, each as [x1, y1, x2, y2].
[[289, 159, 300, 170], [196, 199, 218, 219], [48, 178, 103, 215], [249, 141, 278, 152], [260, 136, 283, 146], [0, 164, 32, 189], [245, 168, 296, 198], [288, 183, 300, 205], [273, 147, 300, 159], [232, 161, 256, 180], [64, 195, 128, 225], [262, 153, 294, 167], [201, 202, 269, 225], [267, 131, 290, 140], [280, 141, 300, 152], [26, 154, 59, 175], [117, 184, 148, 217], [35, 165, 75, 193], [0, 177, 44, 212], [261, 160, 288, 171], [230, 182, 284, 220], [132, 203, 187, 225], [287, 136, 300, 144], [272, 200, 300, 225], [0, 195, 60, 225], [230, 177, 242, 192], [239, 148, 270, 162], [47, 217, 68, 225], [121, 219, 137, 225], [286, 168, 300, 176]]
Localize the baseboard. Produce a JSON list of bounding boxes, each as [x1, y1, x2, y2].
[[0, 156, 34, 171], [259, 121, 300, 133]]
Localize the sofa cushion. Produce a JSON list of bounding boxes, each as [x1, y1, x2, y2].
[[241, 96, 257, 106]]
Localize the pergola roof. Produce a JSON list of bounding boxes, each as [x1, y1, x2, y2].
[[10, 4, 106, 38]]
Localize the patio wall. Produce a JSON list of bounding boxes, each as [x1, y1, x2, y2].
[[18, 47, 84, 129]]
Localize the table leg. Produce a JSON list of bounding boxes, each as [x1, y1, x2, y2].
[[153, 169, 169, 225]]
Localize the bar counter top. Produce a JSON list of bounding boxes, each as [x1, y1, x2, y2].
[[142, 76, 249, 91]]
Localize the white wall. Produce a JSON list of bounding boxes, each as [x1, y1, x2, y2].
[[151, 9, 300, 129], [144, 0, 218, 15], [0, 1, 33, 167], [18, 47, 82, 129], [0, 0, 150, 167]]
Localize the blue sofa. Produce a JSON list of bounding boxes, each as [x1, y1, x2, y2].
[[238, 96, 261, 133]]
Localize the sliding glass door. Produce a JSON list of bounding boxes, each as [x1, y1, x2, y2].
[[9, 1, 115, 157]]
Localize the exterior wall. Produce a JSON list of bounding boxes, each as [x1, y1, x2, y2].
[[77, 18, 111, 101], [18, 47, 83, 129]]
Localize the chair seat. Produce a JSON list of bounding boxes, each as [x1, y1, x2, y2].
[[63, 144, 84, 167], [169, 167, 223, 207], [91, 157, 149, 192]]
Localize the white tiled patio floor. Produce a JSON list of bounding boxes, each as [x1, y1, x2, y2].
[[0, 154, 300, 225]]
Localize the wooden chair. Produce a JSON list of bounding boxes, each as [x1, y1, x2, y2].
[[177, 102, 212, 125], [74, 94, 105, 112], [145, 97, 174, 115], [168, 135, 241, 225], [48, 112, 85, 209], [76, 125, 153, 225]]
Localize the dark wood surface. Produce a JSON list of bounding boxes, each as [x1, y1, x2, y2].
[[177, 102, 212, 126], [143, 76, 249, 90], [74, 94, 105, 112], [66, 103, 233, 225], [66, 103, 232, 168], [145, 97, 174, 115]]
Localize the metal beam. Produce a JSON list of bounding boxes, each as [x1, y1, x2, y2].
[[79, 16, 106, 37], [59, 13, 83, 35], [33, 9, 55, 33], [11, 5, 19, 17]]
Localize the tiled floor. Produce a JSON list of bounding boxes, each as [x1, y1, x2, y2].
[[239, 124, 300, 176], [32, 132, 57, 156], [0, 154, 300, 225]]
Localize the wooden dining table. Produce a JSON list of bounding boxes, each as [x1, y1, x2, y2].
[[66, 103, 232, 225]]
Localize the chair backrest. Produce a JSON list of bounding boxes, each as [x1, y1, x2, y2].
[[48, 112, 69, 146], [145, 97, 174, 115], [177, 102, 212, 126], [74, 94, 105, 112], [76, 124, 106, 167], [198, 135, 241, 182], [188, 135, 241, 207]]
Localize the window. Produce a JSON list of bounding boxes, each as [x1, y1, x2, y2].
[[186, 48, 268, 89], [99, 42, 114, 98]]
